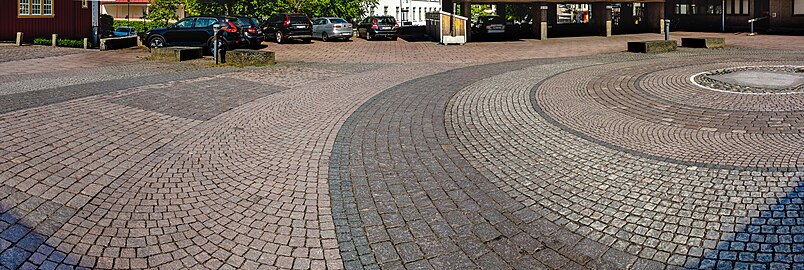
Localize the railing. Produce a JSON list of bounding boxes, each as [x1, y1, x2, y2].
[[748, 16, 768, 36]]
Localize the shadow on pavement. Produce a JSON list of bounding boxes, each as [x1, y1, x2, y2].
[[686, 180, 804, 269]]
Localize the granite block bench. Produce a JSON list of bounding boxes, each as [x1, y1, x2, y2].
[[681, 37, 726, 49], [627, 40, 678, 53], [149, 47, 203, 62]]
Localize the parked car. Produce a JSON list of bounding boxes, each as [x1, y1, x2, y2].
[[112, 26, 137, 37], [262, 14, 313, 43], [144, 16, 245, 52], [472, 15, 506, 36], [356, 16, 398, 41], [236, 16, 265, 48], [312, 17, 353, 41]]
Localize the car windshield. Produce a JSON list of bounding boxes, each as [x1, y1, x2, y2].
[[250, 18, 260, 26], [289, 15, 309, 23], [376, 17, 395, 24], [330, 18, 348, 24], [479, 16, 504, 24], [115, 27, 131, 32], [238, 18, 254, 27]]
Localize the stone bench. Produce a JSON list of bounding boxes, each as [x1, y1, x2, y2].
[[627, 40, 678, 53], [100, 36, 138, 51], [149, 47, 203, 62], [226, 49, 275, 66], [681, 37, 725, 49]]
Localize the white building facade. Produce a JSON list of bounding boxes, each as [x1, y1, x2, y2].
[[367, 0, 441, 26]]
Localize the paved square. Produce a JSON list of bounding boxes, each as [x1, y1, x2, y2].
[[0, 33, 802, 269]]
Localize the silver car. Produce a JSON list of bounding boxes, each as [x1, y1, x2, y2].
[[312, 17, 353, 41]]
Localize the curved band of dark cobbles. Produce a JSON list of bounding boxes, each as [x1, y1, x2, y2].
[[331, 49, 803, 269]]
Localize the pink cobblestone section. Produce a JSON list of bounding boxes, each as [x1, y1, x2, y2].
[[0, 61, 458, 269]]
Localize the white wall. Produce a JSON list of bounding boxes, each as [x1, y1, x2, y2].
[[369, 0, 441, 25]]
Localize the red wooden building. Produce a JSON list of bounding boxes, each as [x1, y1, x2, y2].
[[1, 0, 94, 42]]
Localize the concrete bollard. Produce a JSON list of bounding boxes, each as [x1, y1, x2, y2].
[[83, 38, 89, 49], [16, 32, 23, 46], [52, 34, 58, 47]]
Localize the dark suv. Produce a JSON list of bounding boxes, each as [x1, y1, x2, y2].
[[357, 16, 398, 40], [236, 16, 265, 48], [472, 15, 507, 36], [262, 14, 313, 43], [144, 16, 245, 51]]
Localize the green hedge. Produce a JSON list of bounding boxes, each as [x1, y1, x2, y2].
[[113, 20, 170, 34], [57, 39, 84, 48], [33, 38, 50, 45], [31, 38, 84, 48]]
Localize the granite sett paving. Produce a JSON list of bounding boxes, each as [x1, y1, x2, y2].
[[0, 35, 803, 269]]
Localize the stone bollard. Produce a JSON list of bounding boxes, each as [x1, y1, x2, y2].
[[52, 34, 58, 47], [83, 38, 89, 49], [16, 32, 23, 46]]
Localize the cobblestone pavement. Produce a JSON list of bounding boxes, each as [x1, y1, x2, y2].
[[267, 32, 804, 64], [0, 36, 803, 270], [330, 49, 804, 269]]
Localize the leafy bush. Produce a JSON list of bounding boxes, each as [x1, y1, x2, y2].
[[57, 39, 84, 48], [33, 38, 51, 45], [113, 20, 170, 35]]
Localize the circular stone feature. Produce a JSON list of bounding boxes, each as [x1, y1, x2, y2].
[[693, 66, 804, 94]]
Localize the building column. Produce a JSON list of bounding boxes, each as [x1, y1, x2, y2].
[[531, 3, 548, 40], [442, 0, 454, 13], [645, 2, 665, 34], [592, 3, 612, 36], [461, 1, 472, 41]]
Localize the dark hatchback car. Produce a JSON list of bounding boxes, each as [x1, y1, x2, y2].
[[262, 14, 313, 43], [357, 16, 398, 40], [144, 16, 245, 51], [236, 16, 265, 48], [472, 15, 507, 36]]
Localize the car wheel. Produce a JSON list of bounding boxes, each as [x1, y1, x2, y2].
[[343, 37, 350, 42], [322, 32, 329, 42], [391, 36, 398, 41], [208, 39, 226, 55], [275, 31, 284, 44], [148, 36, 165, 48]]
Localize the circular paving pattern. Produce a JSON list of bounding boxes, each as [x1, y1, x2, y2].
[[692, 66, 804, 94], [330, 49, 804, 269]]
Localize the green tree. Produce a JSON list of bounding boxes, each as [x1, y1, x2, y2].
[[470, 4, 492, 21], [148, 0, 182, 24], [184, 0, 376, 20]]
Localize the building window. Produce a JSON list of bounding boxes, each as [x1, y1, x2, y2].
[[558, 4, 591, 24], [725, 0, 748, 14], [795, 0, 804, 15], [675, 4, 697, 15], [704, 5, 722, 15], [19, 0, 53, 17]]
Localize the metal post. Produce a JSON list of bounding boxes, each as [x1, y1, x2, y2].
[[721, 0, 725, 32], [212, 23, 221, 64], [664, 19, 670, 40], [127, 0, 130, 22]]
